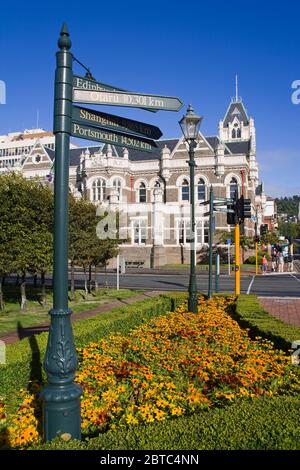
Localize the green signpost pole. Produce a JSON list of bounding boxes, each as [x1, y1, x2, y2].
[[41, 24, 82, 441], [208, 186, 214, 299], [188, 139, 198, 313]]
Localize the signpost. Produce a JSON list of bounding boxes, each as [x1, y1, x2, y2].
[[73, 88, 183, 111], [42, 24, 184, 443], [72, 105, 162, 139], [41, 24, 82, 442], [71, 122, 157, 152], [73, 75, 157, 113]]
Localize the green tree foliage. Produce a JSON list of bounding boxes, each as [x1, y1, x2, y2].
[[278, 221, 300, 240], [276, 195, 300, 217], [69, 197, 120, 300], [0, 174, 53, 310], [0, 174, 121, 309]]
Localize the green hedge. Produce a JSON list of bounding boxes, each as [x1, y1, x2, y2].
[[0, 293, 186, 398], [235, 295, 300, 352], [34, 396, 300, 450]]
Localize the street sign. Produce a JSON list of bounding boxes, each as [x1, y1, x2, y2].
[[73, 88, 183, 111], [71, 122, 157, 152], [73, 75, 157, 113], [72, 105, 162, 140]]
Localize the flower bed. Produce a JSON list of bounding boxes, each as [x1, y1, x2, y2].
[[1, 295, 299, 448]]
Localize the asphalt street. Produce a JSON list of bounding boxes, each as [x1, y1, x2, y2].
[[70, 272, 300, 297], [8, 272, 300, 297]]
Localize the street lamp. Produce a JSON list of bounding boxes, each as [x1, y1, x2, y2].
[[179, 105, 203, 313]]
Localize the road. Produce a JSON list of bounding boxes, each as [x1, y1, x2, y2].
[[8, 272, 300, 297], [70, 272, 300, 297]]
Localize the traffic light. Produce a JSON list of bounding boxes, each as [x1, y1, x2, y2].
[[227, 201, 236, 225], [237, 195, 252, 221], [260, 224, 268, 235]]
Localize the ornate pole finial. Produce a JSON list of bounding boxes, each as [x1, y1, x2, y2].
[[58, 23, 72, 50], [235, 74, 238, 101]]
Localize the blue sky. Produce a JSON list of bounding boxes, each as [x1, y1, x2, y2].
[[0, 0, 299, 197]]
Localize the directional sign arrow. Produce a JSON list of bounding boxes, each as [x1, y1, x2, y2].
[[73, 88, 183, 112], [73, 75, 157, 113], [72, 105, 163, 140], [71, 122, 157, 152]]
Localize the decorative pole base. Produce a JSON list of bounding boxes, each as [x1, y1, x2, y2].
[[41, 383, 82, 441]]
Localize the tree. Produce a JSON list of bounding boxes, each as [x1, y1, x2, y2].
[[69, 197, 121, 299], [0, 174, 53, 310]]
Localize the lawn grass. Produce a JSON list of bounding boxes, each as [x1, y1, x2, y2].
[[0, 285, 141, 335]]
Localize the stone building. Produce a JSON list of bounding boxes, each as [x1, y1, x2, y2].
[[0, 96, 267, 267]]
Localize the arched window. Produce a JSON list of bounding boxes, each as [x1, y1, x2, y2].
[[92, 178, 106, 202], [113, 178, 122, 200], [181, 179, 189, 201], [197, 178, 206, 201], [139, 182, 147, 203], [237, 128, 241, 138], [229, 177, 239, 199], [232, 129, 236, 139]]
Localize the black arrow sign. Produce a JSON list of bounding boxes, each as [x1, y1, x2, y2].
[[72, 105, 162, 140]]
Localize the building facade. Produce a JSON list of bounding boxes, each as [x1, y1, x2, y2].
[[0, 98, 268, 267]]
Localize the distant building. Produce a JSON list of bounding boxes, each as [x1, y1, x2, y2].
[[0, 128, 78, 170], [263, 197, 278, 231]]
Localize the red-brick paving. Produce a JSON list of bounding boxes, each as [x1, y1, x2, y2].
[[0, 290, 162, 345], [259, 297, 300, 327]]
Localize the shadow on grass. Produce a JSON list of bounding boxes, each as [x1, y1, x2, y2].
[[18, 322, 44, 436]]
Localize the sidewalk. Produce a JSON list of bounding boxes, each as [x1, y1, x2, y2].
[[0, 291, 163, 345], [259, 297, 300, 327]]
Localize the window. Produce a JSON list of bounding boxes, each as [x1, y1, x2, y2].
[[232, 129, 236, 139], [229, 177, 239, 199], [177, 220, 191, 245], [237, 128, 241, 138], [154, 180, 161, 188], [92, 178, 106, 202], [138, 182, 147, 203], [197, 178, 206, 201], [113, 178, 122, 200], [196, 220, 209, 245], [181, 179, 189, 201], [204, 221, 209, 244], [133, 220, 147, 244]]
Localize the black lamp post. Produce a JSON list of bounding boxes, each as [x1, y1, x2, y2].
[[179, 105, 202, 313]]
